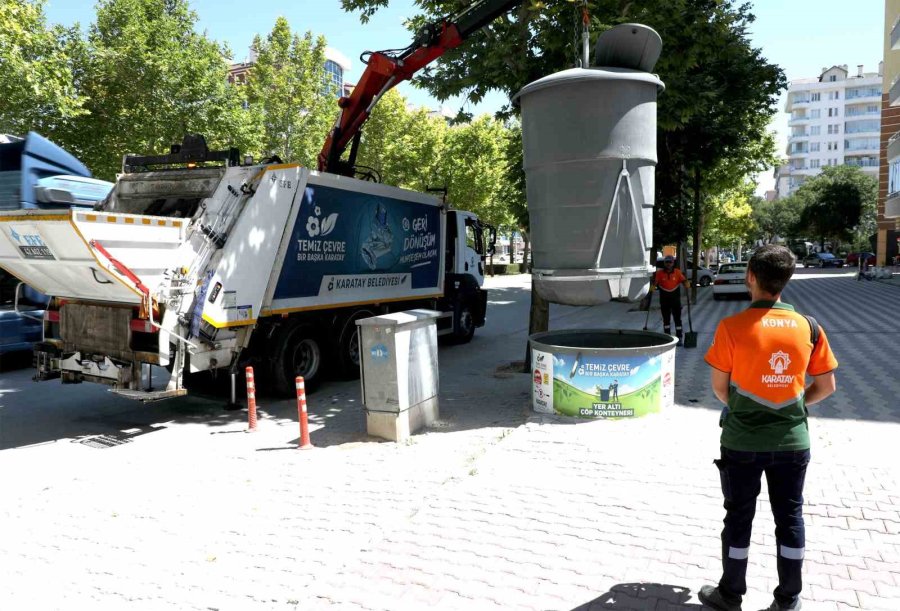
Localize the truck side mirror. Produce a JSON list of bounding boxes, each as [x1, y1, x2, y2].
[[34, 186, 76, 205]]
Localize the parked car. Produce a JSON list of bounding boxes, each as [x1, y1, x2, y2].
[[686, 261, 715, 287], [846, 252, 876, 267], [802, 252, 844, 268], [0, 270, 46, 355], [712, 262, 750, 300]]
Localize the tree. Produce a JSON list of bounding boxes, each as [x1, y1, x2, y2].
[[0, 0, 86, 137], [57, 0, 250, 180], [245, 18, 335, 166], [437, 115, 513, 228], [752, 195, 803, 244], [353, 90, 449, 189], [704, 183, 756, 254], [794, 165, 878, 252], [342, 0, 785, 303]]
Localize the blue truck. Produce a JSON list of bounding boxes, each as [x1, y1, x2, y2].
[[0, 133, 112, 356]]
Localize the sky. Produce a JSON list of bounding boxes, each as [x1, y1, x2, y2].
[[44, 0, 886, 193]]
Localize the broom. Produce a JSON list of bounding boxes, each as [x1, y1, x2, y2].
[[683, 290, 698, 348], [642, 289, 653, 331]]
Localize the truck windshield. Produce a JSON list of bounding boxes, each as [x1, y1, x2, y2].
[[465, 218, 484, 254]]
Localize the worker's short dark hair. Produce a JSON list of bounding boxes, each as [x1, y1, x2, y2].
[[748, 244, 795, 295]]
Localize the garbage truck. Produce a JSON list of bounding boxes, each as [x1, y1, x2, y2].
[[0, 135, 490, 398], [0, 0, 528, 398]]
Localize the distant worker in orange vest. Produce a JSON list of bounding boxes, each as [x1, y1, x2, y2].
[[651, 255, 690, 344]]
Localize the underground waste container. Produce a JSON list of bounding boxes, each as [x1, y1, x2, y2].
[[530, 329, 677, 419], [356, 309, 440, 441], [515, 23, 665, 305]]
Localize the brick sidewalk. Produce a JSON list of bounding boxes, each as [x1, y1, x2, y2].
[[2, 272, 900, 610]]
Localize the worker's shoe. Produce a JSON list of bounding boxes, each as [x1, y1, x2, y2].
[[698, 585, 742, 610], [762, 599, 801, 610]]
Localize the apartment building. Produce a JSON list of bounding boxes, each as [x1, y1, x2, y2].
[[779, 63, 883, 199], [880, 0, 900, 265]]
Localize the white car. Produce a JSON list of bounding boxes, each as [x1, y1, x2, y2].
[[712, 262, 750, 300]]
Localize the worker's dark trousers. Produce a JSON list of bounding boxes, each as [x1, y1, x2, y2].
[[713, 447, 810, 608], [659, 289, 683, 338]]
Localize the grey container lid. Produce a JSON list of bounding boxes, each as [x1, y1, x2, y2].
[[513, 67, 664, 102], [593, 23, 663, 73]]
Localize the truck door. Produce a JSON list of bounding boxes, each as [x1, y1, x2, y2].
[[461, 213, 485, 286]]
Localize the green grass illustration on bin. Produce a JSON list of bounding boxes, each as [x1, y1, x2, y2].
[[553, 376, 662, 418]]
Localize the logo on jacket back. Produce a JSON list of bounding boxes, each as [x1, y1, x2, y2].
[[763, 350, 794, 385]]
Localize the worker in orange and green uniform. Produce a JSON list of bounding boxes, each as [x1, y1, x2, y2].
[[651, 255, 690, 344], [698, 244, 838, 611]]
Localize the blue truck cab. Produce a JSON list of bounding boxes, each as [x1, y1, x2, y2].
[[0, 133, 112, 356]]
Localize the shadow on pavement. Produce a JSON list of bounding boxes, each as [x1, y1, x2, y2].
[[571, 582, 702, 610]]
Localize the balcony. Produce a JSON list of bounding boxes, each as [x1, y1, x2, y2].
[[892, 16, 900, 51], [886, 191, 900, 218], [844, 157, 879, 169], [889, 133, 900, 161], [789, 116, 810, 125], [891, 76, 900, 107], [845, 109, 880, 117], [844, 121, 881, 136], [788, 133, 809, 140]]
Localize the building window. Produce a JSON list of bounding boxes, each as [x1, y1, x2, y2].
[[323, 60, 344, 97], [811, 92, 821, 102], [847, 86, 881, 99], [810, 159, 820, 168], [845, 137, 879, 151], [829, 75, 837, 82], [810, 125, 821, 136], [845, 119, 880, 134], [889, 159, 900, 195], [810, 142, 820, 152], [810, 109, 821, 119]]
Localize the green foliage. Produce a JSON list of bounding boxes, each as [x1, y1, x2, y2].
[[794, 165, 878, 247], [0, 0, 86, 137], [354, 90, 449, 189], [752, 195, 803, 243], [704, 182, 756, 246], [439, 115, 514, 228], [58, 0, 250, 180], [341, 0, 785, 249], [245, 18, 335, 166]]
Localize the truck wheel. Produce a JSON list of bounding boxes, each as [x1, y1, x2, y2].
[[336, 310, 375, 379], [451, 300, 476, 343], [272, 323, 323, 396]]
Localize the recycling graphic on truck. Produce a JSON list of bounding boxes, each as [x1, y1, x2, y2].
[[272, 183, 443, 308]]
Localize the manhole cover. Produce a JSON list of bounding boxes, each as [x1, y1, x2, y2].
[[79, 433, 135, 449], [77, 425, 164, 449]]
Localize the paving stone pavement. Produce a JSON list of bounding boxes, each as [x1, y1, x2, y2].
[[1, 269, 899, 610]]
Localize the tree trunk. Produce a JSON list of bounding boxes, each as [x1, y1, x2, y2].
[[691, 168, 703, 305], [522, 229, 531, 273], [522, 275, 550, 373]]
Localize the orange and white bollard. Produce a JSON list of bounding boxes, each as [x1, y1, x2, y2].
[[246, 366, 257, 432], [296, 376, 313, 449]]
